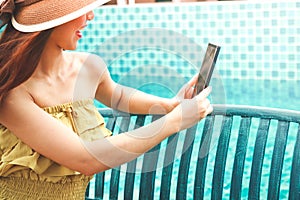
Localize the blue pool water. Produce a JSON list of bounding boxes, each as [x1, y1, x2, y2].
[[78, 0, 300, 111], [79, 1, 300, 199]]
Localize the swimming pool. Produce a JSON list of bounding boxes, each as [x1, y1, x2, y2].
[[78, 0, 300, 111], [77, 0, 300, 199]]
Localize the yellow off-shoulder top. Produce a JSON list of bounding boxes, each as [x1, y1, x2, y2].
[[0, 99, 111, 199]]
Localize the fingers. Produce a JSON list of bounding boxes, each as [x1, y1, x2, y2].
[[194, 86, 212, 101], [183, 75, 201, 99], [199, 97, 213, 117], [177, 74, 201, 100], [186, 86, 195, 98], [204, 100, 214, 116], [194, 87, 213, 118], [207, 104, 214, 115], [188, 74, 199, 87]]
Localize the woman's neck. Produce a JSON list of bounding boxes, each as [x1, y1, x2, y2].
[[33, 42, 70, 80]]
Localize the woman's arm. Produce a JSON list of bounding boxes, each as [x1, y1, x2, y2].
[[84, 86, 212, 168], [96, 73, 179, 114], [0, 85, 212, 176], [92, 55, 196, 115]]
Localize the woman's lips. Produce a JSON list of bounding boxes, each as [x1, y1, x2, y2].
[[76, 30, 82, 38], [76, 25, 86, 39]]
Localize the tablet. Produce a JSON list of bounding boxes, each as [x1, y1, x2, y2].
[[192, 43, 221, 97]]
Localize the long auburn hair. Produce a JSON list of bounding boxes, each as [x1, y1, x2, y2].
[[0, 22, 53, 104]]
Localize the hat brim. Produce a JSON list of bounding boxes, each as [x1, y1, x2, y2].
[[12, 0, 110, 33]]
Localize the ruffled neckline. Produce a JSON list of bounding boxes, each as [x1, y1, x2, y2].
[[43, 98, 94, 114]]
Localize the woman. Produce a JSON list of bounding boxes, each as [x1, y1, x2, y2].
[[0, 0, 213, 199]]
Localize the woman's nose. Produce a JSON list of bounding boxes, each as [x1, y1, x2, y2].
[[87, 11, 94, 21]]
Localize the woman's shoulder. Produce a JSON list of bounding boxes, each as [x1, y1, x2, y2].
[[4, 85, 32, 103], [0, 84, 33, 122], [65, 51, 109, 90], [68, 51, 108, 82], [67, 51, 106, 69]]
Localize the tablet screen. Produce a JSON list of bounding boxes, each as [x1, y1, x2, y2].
[[193, 43, 221, 96]]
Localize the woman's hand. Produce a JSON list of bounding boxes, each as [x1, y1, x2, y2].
[[174, 75, 199, 103], [169, 86, 213, 132]]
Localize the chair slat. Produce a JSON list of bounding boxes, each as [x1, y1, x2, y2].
[[249, 118, 271, 199], [139, 115, 163, 200], [109, 167, 121, 200], [211, 116, 233, 199], [160, 134, 180, 200], [124, 115, 146, 200], [176, 124, 198, 200], [267, 121, 289, 200], [230, 117, 252, 199], [109, 116, 131, 199], [138, 145, 161, 200], [85, 180, 90, 197], [106, 117, 116, 132], [289, 124, 300, 200], [124, 162, 137, 200], [194, 116, 215, 199], [94, 173, 105, 199]]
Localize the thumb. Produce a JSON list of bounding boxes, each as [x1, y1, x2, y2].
[[195, 86, 212, 101]]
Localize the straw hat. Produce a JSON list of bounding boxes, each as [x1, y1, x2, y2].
[[0, 0, 110, 32]]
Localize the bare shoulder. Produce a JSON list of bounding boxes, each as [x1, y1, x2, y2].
[[68, 52, 107, 70], [0, 85, 33, 124], [68, 51, 109, 84], [1, 85, 32, 106]]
